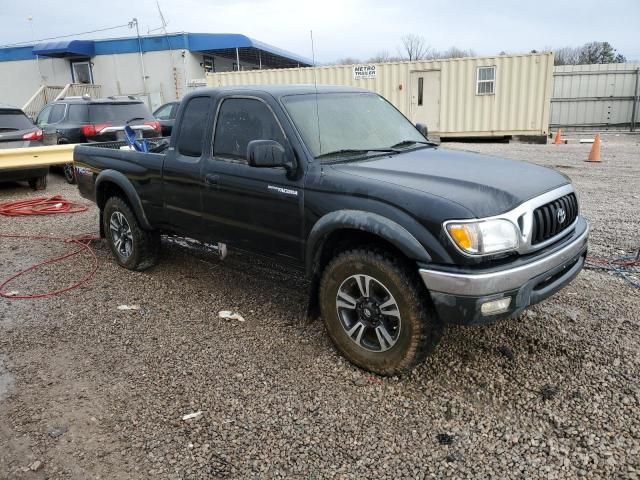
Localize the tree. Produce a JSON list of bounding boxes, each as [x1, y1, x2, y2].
[[335, 57, 361, 65], [554, 46, 580, 65], [578, 41, 625, 64], [433, 47, 476, 59], [400, 34, 430, 61]]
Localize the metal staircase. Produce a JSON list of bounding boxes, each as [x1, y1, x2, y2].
[[22, 84, 101, 119]]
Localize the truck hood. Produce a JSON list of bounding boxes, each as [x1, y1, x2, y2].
[[331, 147, 570, 218]]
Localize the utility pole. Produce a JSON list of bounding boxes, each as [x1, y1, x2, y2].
[[130, 18, 148, 100]]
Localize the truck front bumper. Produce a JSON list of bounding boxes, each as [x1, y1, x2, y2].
[[419, 216, 589, 325]]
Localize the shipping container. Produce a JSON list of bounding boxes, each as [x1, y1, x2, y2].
[[206, 52, 555, 140]]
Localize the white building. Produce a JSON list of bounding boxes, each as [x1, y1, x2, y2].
[[0, 32, 311, 115]]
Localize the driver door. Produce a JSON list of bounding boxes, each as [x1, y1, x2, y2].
[[200, 96, 305, 262]]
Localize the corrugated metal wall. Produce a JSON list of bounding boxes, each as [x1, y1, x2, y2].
[[206, 52, 554, 138], [551, 64, 640, 129]]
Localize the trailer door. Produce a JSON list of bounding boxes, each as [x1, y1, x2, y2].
[[410, 70, 441, 134]]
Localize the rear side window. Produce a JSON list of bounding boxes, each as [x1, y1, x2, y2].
[[213, 98, 286, 161], [88, 103, 153, 123], [177, 97, 210, 157], [0, 109, 34, 130], [48, 104, 66, 124], [154, 103, 173, 120], [67, 104, 88, 122]]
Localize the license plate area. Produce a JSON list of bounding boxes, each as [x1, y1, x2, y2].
[[115, 129, 143, 141]]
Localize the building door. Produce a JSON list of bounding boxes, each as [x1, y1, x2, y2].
[[410, 70, 441, 133], [71, 60, 93, 84]]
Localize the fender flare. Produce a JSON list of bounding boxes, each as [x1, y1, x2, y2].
[[305, 210, 432, 276], [95, 170, 152, 230]]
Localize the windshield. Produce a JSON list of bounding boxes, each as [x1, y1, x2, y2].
[[88, 103, 153, 124], [281, 92, 427, 158], [0, 109, 34, 130]]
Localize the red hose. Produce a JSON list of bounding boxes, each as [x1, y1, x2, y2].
[[0, 195, 88, 216], [0, 234, 100, 299], [0, 233, 100, 299]]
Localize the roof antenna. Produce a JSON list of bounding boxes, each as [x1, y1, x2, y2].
[[310, 30, 322, 154]]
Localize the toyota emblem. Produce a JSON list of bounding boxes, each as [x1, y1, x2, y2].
[[557, 208, 566, 224]]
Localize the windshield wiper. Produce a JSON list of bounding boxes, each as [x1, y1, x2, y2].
[[390, 139, 435, 149], [126, 117, 145, 124], [316, 148, 399, 160]]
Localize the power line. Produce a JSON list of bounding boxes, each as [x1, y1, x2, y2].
[[1, 23, 132, 48]]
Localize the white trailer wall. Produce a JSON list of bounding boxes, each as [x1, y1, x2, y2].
[[206, 52, 554, 138]]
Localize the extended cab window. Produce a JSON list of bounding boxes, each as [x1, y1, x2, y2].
[[213, 98, 285, 161], [177, 97, 210, 157]]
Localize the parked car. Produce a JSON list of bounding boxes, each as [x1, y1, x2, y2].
[[153, 101, 179, 136], [0, 105, 47, 190], [35, 96, 161, 183], [74, 86, 588, 375]]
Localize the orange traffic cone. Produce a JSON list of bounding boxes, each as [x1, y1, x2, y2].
[[586, 134, 601, 162], [553, 129, 563, 145]]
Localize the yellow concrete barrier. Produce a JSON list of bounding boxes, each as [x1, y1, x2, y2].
[[0, 144, 75, 170]]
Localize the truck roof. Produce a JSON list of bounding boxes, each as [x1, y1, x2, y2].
[[187, 84, 370, 98]]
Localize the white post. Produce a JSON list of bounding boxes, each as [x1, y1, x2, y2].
[[236, 47, 240, 71]]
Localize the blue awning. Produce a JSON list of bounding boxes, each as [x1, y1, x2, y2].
[[32, 40, 95, 58], [187, 34, 312, 66]]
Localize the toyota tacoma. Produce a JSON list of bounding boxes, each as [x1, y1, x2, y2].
[[73, 86, 589, 375]]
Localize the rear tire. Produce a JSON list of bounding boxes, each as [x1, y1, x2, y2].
[[319, 249, 442, 376], [103, 196, 159, 271], [28, 175, 47, 191]]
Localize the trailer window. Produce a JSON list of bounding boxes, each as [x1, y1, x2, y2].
[[417, 77, 424, 106], [177, 97, 210, 157], [476, 66, 496, 95]]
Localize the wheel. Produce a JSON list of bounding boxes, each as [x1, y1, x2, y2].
[[103, 196, 160, 271], [28, 175, 47, 191], [62, 163, 76, 184], [57, 139, 76, 184], [319, 249, 442, 375]]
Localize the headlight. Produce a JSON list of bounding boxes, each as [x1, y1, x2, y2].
[[446, 219, 519, 255]]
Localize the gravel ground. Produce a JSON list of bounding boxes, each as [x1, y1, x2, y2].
[[0, 134, 638, 479]]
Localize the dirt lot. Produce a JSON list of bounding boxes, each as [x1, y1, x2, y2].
[[1, 134, 639, 479]]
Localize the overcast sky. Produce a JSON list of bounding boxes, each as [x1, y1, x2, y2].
[[2, 0, 639, 62]]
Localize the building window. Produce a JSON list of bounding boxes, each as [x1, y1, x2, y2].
[[417, 77, 424, 106], [203, 55, 215, 74], [476, 66, 495, 95]]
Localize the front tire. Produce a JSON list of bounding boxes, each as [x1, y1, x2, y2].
[[319, 249, 442, 375], [62, 163, 76, 184], [103, 196, 159, 271]]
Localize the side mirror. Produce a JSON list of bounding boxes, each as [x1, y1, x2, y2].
[[247, 140, 292, 172], [416, 123, 428, 138]]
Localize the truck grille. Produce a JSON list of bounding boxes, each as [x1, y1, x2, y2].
[[531, 193, 578, 245]]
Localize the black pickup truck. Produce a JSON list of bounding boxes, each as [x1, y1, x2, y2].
[[74, 86, 589, 375]]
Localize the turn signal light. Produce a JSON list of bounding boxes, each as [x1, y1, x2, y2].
[[22, 129, 43, 141], [448, 225, 476, 251]]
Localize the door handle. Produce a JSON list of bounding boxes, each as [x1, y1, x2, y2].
[[204, 174, 219, 186]]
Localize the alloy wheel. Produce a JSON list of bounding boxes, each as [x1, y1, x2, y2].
[[335, 274, 401, 352], [109, 211, 133, 258]]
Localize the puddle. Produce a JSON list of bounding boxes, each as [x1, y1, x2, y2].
[[0, 356, 15, 401]]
